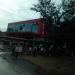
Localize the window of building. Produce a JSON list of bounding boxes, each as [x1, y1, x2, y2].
[[23, 24, 25, 27], [20, 26, 23, 30], [15, 24, 20, 32], [14, 23, 38, 33], [32, 23, 38, 33], [15, 30, 18, 32], [7, 28, 14, 32], [25, 24, 32, 32], [42, 23, 47, 33]]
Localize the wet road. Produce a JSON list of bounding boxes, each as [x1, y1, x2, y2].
[[0, 51, 37, 75]]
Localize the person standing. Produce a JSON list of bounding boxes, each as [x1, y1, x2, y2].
[[15, 43, 23, 58], [33, 46, 37, 56], [40, 45, 44, 56], [29, 46, 32, 55], [38, 44, 43, 55], [11, 42, 16, 56]]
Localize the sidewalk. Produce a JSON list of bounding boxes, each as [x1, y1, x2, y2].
[[1, 49, 75, 75], [1, 43, 75, 75], [22, 54, 75, 75], [22, 55, 64, 70]]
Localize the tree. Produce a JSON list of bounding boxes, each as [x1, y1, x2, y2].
[[31, 0, 75, 26], [62, 0, 75, 21], [31, 0, 75, 56], [59, 0, 75, 56], [31, 0, 61, 43], [31, 1, 56, 24]]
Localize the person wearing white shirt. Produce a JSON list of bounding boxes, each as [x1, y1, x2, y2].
[[15, 43, 23, 58]]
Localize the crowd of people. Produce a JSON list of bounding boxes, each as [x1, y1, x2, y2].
[[10, 42, 54, 58], [4, 41, 72, 58], [11, 43, 67, 58]]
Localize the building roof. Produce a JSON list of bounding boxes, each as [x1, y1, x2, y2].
[[8, 18, 42, 25]]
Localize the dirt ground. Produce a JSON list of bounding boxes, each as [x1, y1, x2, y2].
[[22, 55, 75, 75]]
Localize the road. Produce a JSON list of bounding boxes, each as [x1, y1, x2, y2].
[[1, 44, 75, 75], [0, 44, 37, 75]]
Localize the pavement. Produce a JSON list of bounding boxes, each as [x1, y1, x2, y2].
[[22, 55, 75, 75], [0, 55, 37, 75], [1, 44, 75, 75], [0, 50, 37, 75]]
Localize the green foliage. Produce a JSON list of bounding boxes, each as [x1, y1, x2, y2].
[[31, 0, 75, 41], [31, 0, 56, 23], [31, 0, 75, 56], [62, 0, 75, 20]]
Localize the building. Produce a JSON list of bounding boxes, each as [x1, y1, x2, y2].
[[6, 18, 49, 46], [7, 18, 48, 40]]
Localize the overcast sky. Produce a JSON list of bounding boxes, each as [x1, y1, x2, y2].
[[0, 0, 61, 32]]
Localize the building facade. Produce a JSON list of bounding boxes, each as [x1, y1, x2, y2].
[[7, 18, 48, 39]]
